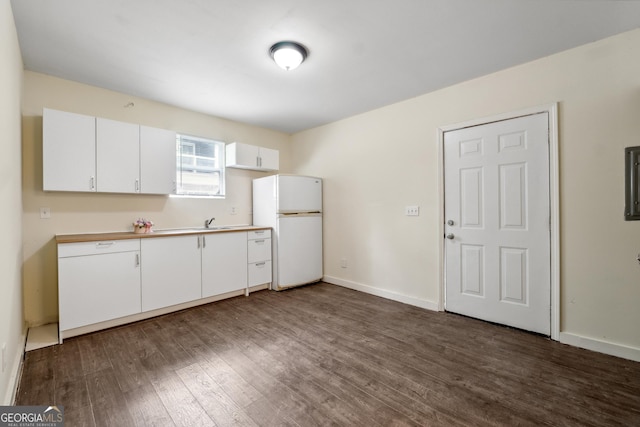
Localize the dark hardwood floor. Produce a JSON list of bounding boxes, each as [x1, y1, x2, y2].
[[16, 283, 640, 426]]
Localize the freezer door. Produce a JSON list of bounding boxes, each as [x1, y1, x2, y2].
[[277, 215, 323, 287], [277, 175, 322, 213]]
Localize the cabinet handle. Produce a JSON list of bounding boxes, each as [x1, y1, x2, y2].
[[202, 235, 206, 248], [90, 176, 95, 190], [255, 262, 266, 267], [135, 179, 140, 192], [135, 253, 140, 266], [197, 236, 201, 249], [255, 230, 265, 235], [254, 239, 265, 244], [96, 242, 114, 248]]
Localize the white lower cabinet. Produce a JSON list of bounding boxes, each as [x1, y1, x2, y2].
[[202, 232, 248, 297], [248, 229, 272, 287], [141, 235, 202, 312], [57, 228, 272, 340], [58, 240, 141, 332]]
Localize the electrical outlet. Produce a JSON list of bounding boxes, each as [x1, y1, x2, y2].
[[405, 206, 420, 216], [40, 207, 51, 219], [340, 258, 348, 268], [230, 206, 238, 215]]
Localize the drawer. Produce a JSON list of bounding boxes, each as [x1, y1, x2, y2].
[[248, 238, 271, 263], [58, 239, 140, 258], [248, 260, 272, 287], [248, 229, 271, 240]]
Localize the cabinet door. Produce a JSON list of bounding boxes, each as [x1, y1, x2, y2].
[[226, 142, 258, 168], [258, 147, 279, 171], [140, 126, 176, 194], [249, 261, 272, 287], [96, 117, 140, 193], [43, 108, 96, 192], [141, 235, 201, 311], [58, 251, 141, 331], [248, 238, 271, 263], [202, 232, 248, 297]]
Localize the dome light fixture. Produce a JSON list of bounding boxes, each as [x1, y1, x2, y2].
[[269, 41, 308, 71]]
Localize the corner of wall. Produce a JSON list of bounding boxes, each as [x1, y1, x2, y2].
[[1, 0, 26, 406]]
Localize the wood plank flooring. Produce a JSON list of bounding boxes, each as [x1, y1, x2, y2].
[[15, 282, 640, 426]]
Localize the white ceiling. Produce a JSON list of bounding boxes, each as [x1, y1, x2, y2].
[[10, 0, 640, 134]]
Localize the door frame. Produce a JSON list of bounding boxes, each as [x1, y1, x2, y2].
[[437, 103, 560, 340]]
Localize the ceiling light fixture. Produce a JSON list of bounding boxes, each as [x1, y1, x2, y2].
[[269, 41, 308, 71]]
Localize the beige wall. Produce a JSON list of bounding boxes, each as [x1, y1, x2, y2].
[[1, 2, 25, 404], [22, 71, 292, 327], [292, 29, 640, 350]]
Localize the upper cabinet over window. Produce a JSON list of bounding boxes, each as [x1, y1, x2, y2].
[[225, 142, 279, 172], [42, 108, 176, 195]]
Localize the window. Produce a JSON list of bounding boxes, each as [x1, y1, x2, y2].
[[175, 134, 225, 197]]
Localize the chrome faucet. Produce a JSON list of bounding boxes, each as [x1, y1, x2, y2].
[[204, 217, 216, 228]]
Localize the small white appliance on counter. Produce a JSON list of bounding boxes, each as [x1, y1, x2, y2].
[[253, 175, 323, 290]]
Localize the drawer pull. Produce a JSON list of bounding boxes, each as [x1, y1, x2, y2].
[[96, 242, 114, 248], [255, 262, 266, 267], [255, 230, 265, 234], [254, 239, 265, 244]]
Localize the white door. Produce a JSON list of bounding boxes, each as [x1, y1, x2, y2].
[[277, 175, 323, 213], [276, 214, 323, 288], [444, 113, 550, 335]]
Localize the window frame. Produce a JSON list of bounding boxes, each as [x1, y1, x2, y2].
[[175, 133, 226, 198]]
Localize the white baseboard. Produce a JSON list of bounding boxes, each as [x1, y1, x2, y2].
[[559, 332, 640, 362], [323, 275, 439, 312], [2, 330, 27, 405]]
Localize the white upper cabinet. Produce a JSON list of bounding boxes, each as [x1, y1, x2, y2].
[[42, 108, 176, 194], [43, 108, 97, 192], [226, 142, 279, 171], [140, 126, 176, 194], [97, 117, 140, 193], [258, 146, 279, 171]]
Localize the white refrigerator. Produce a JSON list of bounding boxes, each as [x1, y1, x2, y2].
[[253, 175, 323, 291]]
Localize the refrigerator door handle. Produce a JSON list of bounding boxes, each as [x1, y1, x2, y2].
[[278, 212, 322, 217]]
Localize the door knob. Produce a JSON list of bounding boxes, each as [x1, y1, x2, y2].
[[447, 220, 454, 226], [446, 233, 455, 240]]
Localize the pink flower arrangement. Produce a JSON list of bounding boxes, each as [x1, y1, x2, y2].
[[133, 218, 154, 233]]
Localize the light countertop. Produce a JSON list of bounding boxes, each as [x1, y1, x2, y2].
[[56, 225, 271, 244]]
